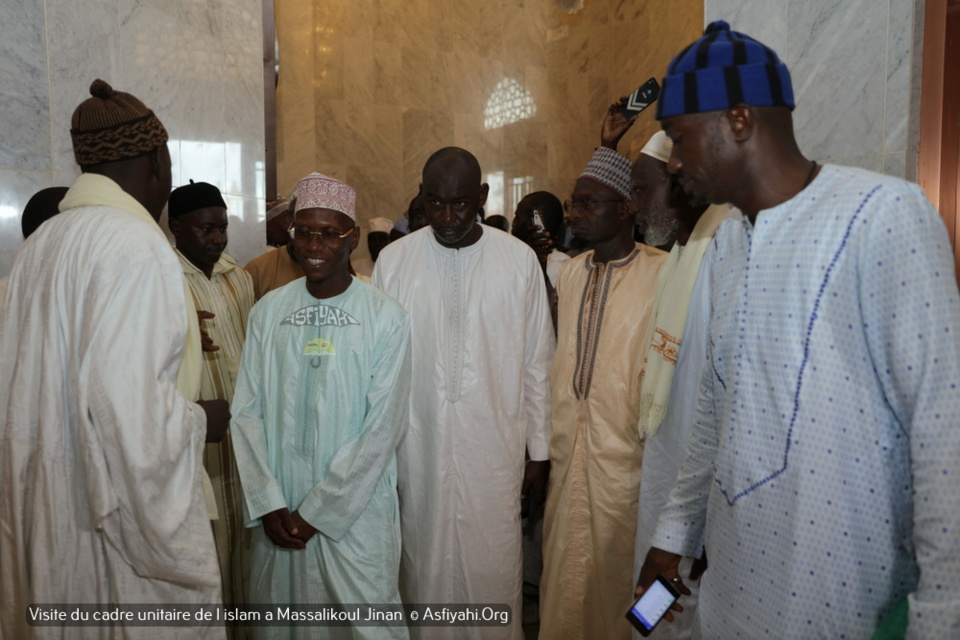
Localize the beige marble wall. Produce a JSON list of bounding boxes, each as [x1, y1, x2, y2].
[[275, 0, 703, 257]]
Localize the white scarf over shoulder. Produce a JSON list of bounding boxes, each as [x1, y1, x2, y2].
[[638, 204, 728, 438], [60, 173, 217, 517]]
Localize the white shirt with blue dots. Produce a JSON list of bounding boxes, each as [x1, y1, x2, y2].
[[652, 164, 960, 639]]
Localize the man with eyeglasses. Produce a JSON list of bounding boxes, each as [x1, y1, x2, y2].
[[373, 148, 554, 640], [538, 144, 668, 640], [231, 173, 411, 638]]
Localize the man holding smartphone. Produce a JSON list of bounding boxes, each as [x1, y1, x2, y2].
[[638, 21, 960, 639]]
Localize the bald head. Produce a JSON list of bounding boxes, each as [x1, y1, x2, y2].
[[422, 147, 482, 185]]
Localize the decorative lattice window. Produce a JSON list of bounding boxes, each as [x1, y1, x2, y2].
[[484, 79, 536, 130]]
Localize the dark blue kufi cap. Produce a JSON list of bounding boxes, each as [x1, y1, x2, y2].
[[656, 20, 795, 120]]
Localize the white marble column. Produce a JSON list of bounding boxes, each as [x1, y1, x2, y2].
[[704, 0, 918, 180], [0, 0, 266, 278]]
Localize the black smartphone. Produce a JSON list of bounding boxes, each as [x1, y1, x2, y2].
[[621, 78, 661, 119], [625, 574, 681, 636]]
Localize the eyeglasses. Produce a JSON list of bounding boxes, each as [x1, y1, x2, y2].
[[563, 198, 623, 214], [289, 225, 355, 244]]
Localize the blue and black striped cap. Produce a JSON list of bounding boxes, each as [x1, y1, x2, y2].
[[656, 21, 794, 120]]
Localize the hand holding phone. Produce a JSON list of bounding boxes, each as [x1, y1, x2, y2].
[[531, 208, 545, 230], [625, 573, 682, 636], [601, 78, 660, 151]]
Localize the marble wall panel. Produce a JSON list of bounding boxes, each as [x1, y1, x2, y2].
[[844, 155, 885, 174], [435, 0, 481, 55], [372, 40, 403, 107], [789, 1, 887, 162], [401, 108, 455, 196], [705, 0, 789, 47], [904, 0, 924, 183], [168, 140, 185, 190], [884, 0, 914, 154], [401, 44, 450, 112], [276, 0, 317, 193], [224, 74, 267, 201], [479, 0, 508, 60], [0, 0, 50, 172], [454, 112, 505, 179], [223, 195, 271, 266], [372, 0, 404, 46], [0, 0, 266, 276], [883, 152, 907, 179], [0, 170, 55, 276], [706, 0, 918, 177], [313, 99, 348, 172], [313, 30, 344, 101], [177, 140, 228, 190], [117, 3, 182, 120], [180, 0, 219, 35], [46, 2, 122, 175], [276, 0, 705, 258]]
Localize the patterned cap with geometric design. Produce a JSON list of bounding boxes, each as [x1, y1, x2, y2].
[[579, 146, 633, 200], [295, 173, 357, 221], [656, 20, 795, 120], [70, 79, 169, 167]]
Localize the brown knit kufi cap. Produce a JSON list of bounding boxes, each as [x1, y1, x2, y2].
[[70, 79, 169, 167]]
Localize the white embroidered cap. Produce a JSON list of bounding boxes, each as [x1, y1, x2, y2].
[[295, 173, 356, 221]]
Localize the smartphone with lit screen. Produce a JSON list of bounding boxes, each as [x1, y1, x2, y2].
[[625, 574, 681, 636]]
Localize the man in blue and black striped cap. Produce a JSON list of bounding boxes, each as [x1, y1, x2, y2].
[[636, 20, 960, 640]]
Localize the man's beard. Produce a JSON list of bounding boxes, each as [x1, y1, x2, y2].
[[643, 213, 681, 248]]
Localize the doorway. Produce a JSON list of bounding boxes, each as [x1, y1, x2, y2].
[[918, 0, 960, 280]]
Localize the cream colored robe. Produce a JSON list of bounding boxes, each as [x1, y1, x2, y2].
[[0, 174, 222, 639], [540, 244, 666, 640]]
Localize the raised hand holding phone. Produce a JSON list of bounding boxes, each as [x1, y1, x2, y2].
[[620, 77, 660, 119], [601, 79, 660, 151]]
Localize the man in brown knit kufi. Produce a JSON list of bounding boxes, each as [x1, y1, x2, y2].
[[0, 79, 228, 640]]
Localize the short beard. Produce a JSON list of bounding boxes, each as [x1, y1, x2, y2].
[[643, 213, 681, 248]]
